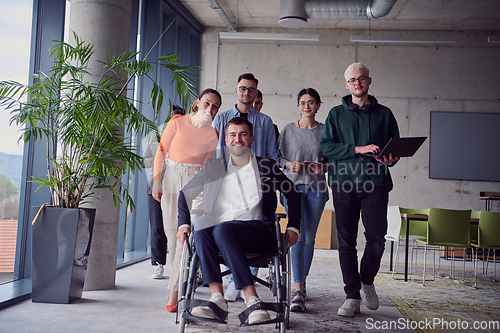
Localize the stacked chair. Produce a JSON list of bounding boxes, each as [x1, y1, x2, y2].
[[471, 210, 500, 288]]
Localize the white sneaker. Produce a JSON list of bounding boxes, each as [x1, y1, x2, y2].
[[152, 262, 164, 279], [191, 292, 228, 320], [337, 299, 361, 317], [224, 282, 241, 302], [247, 296, 271, 324], [290, 290, 306, 312], [361, 283, 379, 310]]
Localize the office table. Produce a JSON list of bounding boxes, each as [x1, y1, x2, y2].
[[479, 191, 500, 211], [399, 213, 479, 282]]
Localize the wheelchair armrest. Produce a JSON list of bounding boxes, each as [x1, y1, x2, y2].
[[274, 213, 289, 255]]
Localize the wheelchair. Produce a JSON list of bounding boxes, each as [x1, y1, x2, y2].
[[177, 213, 291, 333]]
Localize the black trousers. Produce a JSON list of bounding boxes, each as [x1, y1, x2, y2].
[[331, 187, 389, 299], [147, 193, 167, 265], [194, 217, 276, 290]]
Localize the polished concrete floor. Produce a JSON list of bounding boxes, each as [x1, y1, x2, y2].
[[0, 247, 499, 333]]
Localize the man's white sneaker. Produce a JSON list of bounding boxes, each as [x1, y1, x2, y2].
[[152, 262, 164, 279], [337, 299, 361, 317], [361, 283, 379, 310], [191, 292, 228, 320], [224, 282, 241, 302], [247, 296, 271, 324]]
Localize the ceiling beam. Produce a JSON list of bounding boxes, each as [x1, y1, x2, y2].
[[207, 0, 236, 32]]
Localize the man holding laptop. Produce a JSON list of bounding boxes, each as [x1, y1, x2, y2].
[[320, 63, 399, 317]]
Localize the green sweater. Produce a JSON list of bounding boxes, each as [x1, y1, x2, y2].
[[320, 95, 400, 191]]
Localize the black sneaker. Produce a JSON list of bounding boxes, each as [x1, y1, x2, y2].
[[290, 290, 306, 312]]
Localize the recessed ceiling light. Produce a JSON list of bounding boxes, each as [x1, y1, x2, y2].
[[219, 32, 319, 41]]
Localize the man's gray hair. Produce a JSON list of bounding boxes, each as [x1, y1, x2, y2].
[[344, 63, 370, 81]]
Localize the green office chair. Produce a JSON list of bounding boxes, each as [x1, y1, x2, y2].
[[399, 207, 430, 278], [470, 210, 481, 218], [467, 211, 480, 265], [399, 207, 430, 238], [413, 207, 471, 285], [470, 211, 480, 246], [471, 210, 500, 288]]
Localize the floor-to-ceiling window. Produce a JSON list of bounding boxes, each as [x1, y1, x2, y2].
[[0, 0, 33, 286], [0, 0, 66, 309], [0, 0, 202, 309], [117, 0, 202, 266]]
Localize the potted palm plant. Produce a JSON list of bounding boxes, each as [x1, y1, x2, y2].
[[0, 33, 197, 303]]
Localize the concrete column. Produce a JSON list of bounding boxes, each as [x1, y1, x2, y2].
[[69, 0, 132, 291]]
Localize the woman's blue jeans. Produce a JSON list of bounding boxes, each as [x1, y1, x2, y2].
[[284, 184, 329, 283]]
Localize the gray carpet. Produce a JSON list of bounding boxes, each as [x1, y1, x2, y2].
[[0, 249, 498, 333]]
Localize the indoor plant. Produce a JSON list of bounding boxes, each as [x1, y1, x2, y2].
[[0, 33, 197, 303]]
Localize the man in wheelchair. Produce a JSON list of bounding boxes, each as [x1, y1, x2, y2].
[[177, 117, 301, 325]]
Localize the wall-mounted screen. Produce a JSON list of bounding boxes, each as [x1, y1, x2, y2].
[[430, 111, 500, 182]]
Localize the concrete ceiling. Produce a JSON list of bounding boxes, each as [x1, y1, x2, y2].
[[180, 0, 500, 31]]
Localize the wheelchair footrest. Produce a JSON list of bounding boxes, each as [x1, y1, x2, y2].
[[181, 299, 228, 323], [238, 301, 284, 326]]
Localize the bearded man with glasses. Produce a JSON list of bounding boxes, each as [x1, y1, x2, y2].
[[320, 63, 400, 317]]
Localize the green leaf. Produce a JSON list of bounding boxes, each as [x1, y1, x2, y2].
[[2, 26, 198, 212]]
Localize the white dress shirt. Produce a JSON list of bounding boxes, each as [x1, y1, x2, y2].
[[179, 155, 298, 235], [211, 155, 263, 222]]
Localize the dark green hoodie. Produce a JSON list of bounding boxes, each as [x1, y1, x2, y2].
[[320, 95, 400, 191]]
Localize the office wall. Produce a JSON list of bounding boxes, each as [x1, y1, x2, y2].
[[199, 27, 500, 212]]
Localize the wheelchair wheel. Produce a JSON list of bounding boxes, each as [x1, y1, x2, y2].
[[272, 233, 290, 333], [178, 233, 197, 333], [281, 245, 291, 333], [178, 317, 187, 333]]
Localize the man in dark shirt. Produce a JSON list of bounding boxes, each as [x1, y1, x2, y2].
[[321, 63, 399, 317]]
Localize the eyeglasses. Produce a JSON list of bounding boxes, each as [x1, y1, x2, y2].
[[298, 101, 316, 107], [347, 76, 368, 84], [238, 86, 257, 94]]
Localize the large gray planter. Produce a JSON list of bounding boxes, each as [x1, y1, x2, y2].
[[31, 206, 95, 304]]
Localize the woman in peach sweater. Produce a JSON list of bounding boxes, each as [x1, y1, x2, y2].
[[152, 88, 221, 311]]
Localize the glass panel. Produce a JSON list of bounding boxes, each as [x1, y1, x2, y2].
[[0, 0, 33, 284], [158, 7, 177, 120]]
